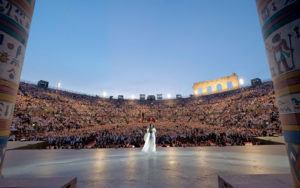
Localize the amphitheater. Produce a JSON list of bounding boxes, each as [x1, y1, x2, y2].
[[2, 80, 290, 187], [9, 80, 279, 149], [0, 0, 298, 187]]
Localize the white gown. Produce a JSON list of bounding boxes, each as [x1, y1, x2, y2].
[[142, 128, 156, 153]]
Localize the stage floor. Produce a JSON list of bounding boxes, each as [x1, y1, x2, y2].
[[2, 145, 290, 188]]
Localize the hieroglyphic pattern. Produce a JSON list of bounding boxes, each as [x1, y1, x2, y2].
[[277, 93, 300, 114], [256, 0, 300, 187], [0, 100, 15, 119], [0, 31, 26, 84], [0, 0, 34, 174]]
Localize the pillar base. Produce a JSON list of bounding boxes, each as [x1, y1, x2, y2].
[[0, 177, 77, 188], [218, 173, 293, 188]]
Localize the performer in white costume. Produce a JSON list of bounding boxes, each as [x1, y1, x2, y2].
[[142, 123, 156, 153]]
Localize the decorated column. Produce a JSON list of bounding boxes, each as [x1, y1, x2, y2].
[[256, 0, 300, 187], [0, 0, 35, 175]]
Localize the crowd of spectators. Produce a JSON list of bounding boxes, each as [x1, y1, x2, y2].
[[9, 81, 280, 149]]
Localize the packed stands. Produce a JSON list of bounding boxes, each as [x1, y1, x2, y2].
[[9, 81, 280, 149]]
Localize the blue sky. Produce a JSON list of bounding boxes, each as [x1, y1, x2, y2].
[[22, 0, 270, 98]]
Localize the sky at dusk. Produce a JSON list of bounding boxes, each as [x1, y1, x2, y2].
[[22, 0, 270, 98]]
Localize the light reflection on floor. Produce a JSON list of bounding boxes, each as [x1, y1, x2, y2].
[[2, 145, 290, 188]]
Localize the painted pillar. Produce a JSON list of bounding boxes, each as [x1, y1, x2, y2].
[[0, 0, 35, 175], [256, 0, 300, 187]]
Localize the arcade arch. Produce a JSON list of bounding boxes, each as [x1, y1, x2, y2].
[[227, 81, 233, 89], [216, 84, 222, 91], [207, 86, 212, 93], [198, 88, 203, 94]]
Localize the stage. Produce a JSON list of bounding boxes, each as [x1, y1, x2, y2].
[[2, 145, 290, 188]]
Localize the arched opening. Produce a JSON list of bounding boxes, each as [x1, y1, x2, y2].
[[227, 81, 233, 89], [198, 88, 203, 95], [217, 84, 222, 91], [207, 86, 212, 93]]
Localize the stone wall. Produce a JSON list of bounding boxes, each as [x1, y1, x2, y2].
[[192, 73, 239, 95]]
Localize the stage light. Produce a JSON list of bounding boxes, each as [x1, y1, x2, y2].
[[167, 93, 171, 99], [103, 91, 107, 97], [194, 90, 198, 95], [57, 82, 61, 89], [131, 95, 135, 100], [239, 78, 245, 86]]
